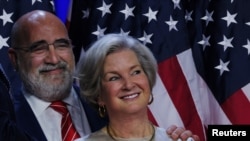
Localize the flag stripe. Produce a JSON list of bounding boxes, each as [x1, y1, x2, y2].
[[221, 89, 250, 124], [242, 83, 250, 102], [149, 74, 184, 127], [158, 51, 205, 141], [178, 49, 231, 125]]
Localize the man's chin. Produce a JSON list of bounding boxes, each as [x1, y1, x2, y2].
[[44, 76, 68, 84], [49, 79, 66, 85]]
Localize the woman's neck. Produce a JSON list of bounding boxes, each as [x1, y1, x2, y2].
[[106, 119, 154, 139]]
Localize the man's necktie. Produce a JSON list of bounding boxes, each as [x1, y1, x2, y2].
[[50, 101, 80, 141]]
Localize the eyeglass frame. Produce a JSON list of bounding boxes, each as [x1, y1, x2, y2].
[[13, 38, 73, 56]]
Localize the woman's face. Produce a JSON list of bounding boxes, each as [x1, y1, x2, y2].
[[100, 49, 151, 117]]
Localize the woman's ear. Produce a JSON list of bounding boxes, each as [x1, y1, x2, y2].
[[97, 95, 105, 106]]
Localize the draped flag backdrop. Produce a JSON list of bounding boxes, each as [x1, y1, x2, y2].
[[1, 0, 250, 141]]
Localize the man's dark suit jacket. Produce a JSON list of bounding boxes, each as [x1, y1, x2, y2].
[[12, 84, 108, 141], [0, 66, 35, 141]]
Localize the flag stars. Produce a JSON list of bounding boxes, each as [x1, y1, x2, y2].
[[172, 0, 181, 10], [31, 0, 42, 5], [185, 10, 193, 22], [97, 1, 112, 17], [92, 25, 106, 39], [198, 34, 210, 50], [120, 4, 135, 20], [242, 39, 250, 55], [50, 1, 55, 11], [143, 7, 158, 23], [221, 11, 237, 27], [215, 59, 230, 76], [218, 35, 234, 51], [201, 10, 214, 26], [0, 9, 13, 26], [119, 29, 130, 36], [138, 32, 153, 45], [165, 16, 178, 31], [82, 9, 90, 19], [0, 35, 9, 49], [246, 22, 250, 26]]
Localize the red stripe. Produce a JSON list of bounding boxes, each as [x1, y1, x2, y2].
[[158, 56, 205, 141], [221, 89, 250, 124]]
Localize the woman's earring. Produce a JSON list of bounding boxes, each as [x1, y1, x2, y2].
[[148, 93, 154, 105], [98, 105, 106, 118]]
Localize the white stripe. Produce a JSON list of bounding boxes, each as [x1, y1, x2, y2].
[[63, 122, 73, 141], [70, 132, 77, 141], [61, 113, 70, 128], [148, 74, 184, 128], [241, 83, 250, 101], [177, 49, 231, 125]]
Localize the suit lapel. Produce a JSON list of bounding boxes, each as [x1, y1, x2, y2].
[[13, 91, 47, 141]]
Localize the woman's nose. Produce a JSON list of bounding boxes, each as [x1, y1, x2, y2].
[[122, 77, 135, 90]]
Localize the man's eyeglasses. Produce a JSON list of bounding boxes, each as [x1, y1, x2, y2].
[[14, 39, 72, 57]]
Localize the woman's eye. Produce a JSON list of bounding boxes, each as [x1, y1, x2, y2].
[[109, 76, 119, 81], [132, 70, 141, 75]]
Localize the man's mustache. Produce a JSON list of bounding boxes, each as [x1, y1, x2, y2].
[[39, 62, 67, 72]]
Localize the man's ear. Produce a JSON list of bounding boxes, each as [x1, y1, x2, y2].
[[8, 48, 18, 70]]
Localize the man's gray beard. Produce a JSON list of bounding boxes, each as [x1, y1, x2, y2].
[[19, 68, 73, 102]]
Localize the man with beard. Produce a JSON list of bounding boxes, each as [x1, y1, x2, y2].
[[8, 10, 106, 141], [8, 10, 199, 141]]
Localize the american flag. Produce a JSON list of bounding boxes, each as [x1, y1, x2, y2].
[[67, 0, 250, 141]]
